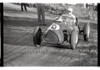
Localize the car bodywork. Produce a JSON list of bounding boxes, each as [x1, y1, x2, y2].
[[33, 14, 90, 49]]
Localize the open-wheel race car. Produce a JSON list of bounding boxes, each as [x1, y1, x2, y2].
[[33, 14, 90, 49]]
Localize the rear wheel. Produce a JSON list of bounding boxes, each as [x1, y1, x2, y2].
[[83, 23, 90, 41], [71, 30, 78, 49], [33, 26, 42, 47]]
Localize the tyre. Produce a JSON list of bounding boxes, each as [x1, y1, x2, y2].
[[33, 26, 42, 47], [75, 17, 79, 26], [71, 30, 78, 49], [83, 23, 90, 41]]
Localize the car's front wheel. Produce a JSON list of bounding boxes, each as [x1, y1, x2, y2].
[[71, 30, 78, 49], [33, 26, 42, 47]]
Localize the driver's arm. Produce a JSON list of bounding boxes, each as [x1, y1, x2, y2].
[[56, 14, 64, 22], [71, 14, 76, 23]]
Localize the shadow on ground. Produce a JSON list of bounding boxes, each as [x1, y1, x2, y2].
[[41, 43, 72, 49]]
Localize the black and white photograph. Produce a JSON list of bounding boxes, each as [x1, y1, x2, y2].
[[3, 3, 98, 66]]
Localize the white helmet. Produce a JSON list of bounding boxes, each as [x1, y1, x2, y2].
[[67, 7, 73, 13]]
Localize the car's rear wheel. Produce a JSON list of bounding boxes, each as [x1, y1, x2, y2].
[[83, 23, 90, 41], [33, 26, 42, 47], [71, 30, 78, 49]]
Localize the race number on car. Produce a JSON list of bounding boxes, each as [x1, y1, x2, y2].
[[48, 23, 60, 30]]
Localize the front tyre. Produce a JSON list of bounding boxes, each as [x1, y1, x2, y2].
[[71, 30, 78, 50], [33, 26, 42, 47]]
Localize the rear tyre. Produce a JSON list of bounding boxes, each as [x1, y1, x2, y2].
[[83, 23, 90, 41], [71, 30, 78, 50], [33, 26, 42, 47]]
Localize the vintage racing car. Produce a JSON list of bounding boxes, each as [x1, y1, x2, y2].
[[33, 14, 90, 49]]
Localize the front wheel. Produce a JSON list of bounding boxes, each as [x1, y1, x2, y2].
[[33, 26, 42, 47], [71, 30, 78, 50]]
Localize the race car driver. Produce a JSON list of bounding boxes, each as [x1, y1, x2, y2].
[[56, 7, 76, 25]]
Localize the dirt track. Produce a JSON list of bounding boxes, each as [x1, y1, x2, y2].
[[4, 3, 98, 66]]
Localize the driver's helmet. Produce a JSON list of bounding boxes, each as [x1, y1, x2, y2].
[[67, 7, 73, 13]]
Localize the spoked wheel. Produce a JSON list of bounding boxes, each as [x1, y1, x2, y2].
[[33, 26, 42, 47], [71, 30, 78, 50], [83, 23, 90, 41]]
